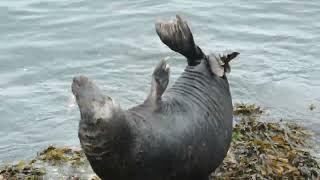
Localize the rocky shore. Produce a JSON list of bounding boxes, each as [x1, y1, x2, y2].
[[1, 104, 319, 179]]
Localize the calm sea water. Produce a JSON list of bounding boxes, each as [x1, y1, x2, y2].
[[1, 0, 319, 162]]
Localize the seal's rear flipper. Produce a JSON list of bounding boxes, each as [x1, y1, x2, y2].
[[207, 52, 239, 77], [155, 15, 204, 66]]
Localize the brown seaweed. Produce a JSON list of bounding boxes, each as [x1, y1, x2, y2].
[[0, 104, 319, 179], [212, 104, 319, 179]]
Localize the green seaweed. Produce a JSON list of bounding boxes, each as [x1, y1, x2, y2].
[[0, 146, 91, 179], [212, 104, 319, 179], [0, 161, 45, 180], [233, 103, 264, 116], [38, 145, 69, 164], [37, 145, 87, 167], [0, 104, 319, 179]]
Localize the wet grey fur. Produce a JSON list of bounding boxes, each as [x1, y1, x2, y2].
[[72, 15, 239, 180]]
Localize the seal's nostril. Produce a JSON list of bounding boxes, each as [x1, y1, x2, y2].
[[73, 76, 89, 87], [73, 77, 80, 85]]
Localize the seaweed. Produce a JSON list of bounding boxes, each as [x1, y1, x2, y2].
[[0, 160, 45, 180], [0, 104, 319, 179], [38, 145, 69, 164], [233, 103, 264, 116], [0, 146, 97, 179], [212, 104, 319, 179], [36, 145, 86, 168]]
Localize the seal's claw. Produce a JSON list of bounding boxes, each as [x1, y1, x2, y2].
[[153, 59, 170, 77], [165, 63, 170, 72]]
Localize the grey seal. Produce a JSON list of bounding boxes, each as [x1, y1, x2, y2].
[[72, 15, 239, 180]]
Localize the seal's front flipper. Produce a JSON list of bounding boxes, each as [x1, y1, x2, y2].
[[146, 59, 170, 106], [207, 52, 239, 77], [155, 15, 204, 66]]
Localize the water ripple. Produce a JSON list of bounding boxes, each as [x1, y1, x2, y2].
[[0, 0, 319, 162]]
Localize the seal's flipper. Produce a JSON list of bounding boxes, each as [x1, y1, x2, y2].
[[146, 59, 170, 105], [207, 52, 239, 77], [155, 15, 204, 66]]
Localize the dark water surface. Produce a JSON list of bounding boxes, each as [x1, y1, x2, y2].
[[1, 0, 319, 162]]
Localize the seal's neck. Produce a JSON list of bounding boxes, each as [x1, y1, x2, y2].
[[78, 109, 132, 158]]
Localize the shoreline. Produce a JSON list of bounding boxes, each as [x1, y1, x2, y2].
[[1, 104, 319, 179]]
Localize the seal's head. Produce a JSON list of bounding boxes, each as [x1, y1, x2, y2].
[[72, 75, 119, 123]]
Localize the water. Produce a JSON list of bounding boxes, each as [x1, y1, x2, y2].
[[0, 0, 319, 163]]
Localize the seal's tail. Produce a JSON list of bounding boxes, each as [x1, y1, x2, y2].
[[155, 15, 204, 66]]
